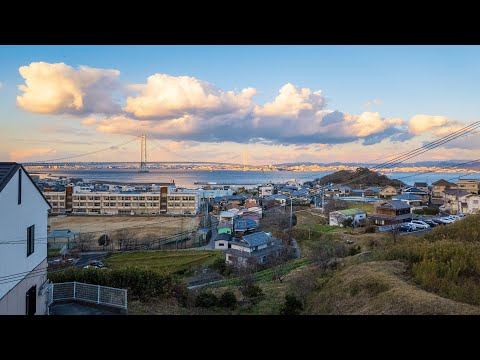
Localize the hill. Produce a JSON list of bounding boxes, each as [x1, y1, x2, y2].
[[315, 167, 404, 187], [306, 260, 480, 315]]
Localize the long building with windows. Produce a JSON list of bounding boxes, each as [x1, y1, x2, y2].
[[44, 185, 200, 215]]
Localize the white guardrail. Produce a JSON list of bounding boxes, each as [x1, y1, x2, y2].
[[47, 282, 127, 309]]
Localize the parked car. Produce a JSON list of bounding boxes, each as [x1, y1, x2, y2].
[[399, 224, 415, 232], [422, 219, 437, 227], [438, 217, 454, 224], [458, 213, 466, 218], [90, 260, 105, 268], [410, 220, 431, 229]]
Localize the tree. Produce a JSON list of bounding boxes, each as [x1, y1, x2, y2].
[[308, 236, 347, 271], [280, 294, 303, 315], [77, 232, 95, 252], [323, 199, 348, 217], [270, 245, 295, 283], [341, 217, 354, 228], [288, 269, 317, 308], [219, 291, 237, 309], [98, 234, 110, 249], [389, 223, 401, 244]]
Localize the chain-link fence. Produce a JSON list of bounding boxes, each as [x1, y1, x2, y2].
[[49, 282, 127, 309]]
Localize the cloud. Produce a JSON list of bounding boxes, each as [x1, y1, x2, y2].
[[17, 62, 121, 115], [9, 148, 55, 161], [365, 98, 382, 107], [124, 73, 256, 119], [81, 117, 98, 125], [408, 114, 461, 135], [254, 83, 325, 117]]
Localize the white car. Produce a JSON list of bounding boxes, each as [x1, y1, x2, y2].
[[410, 220, 430, 229], [439, 217, 454, 224]]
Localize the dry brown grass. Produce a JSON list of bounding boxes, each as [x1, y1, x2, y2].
[[49, 214, 201, 239], [306, 260, 480, 315]]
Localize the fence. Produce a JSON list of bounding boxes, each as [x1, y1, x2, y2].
[[49, 282, 127, 309]]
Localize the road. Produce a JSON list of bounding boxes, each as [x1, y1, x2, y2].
[[75, 251, 109, 268]]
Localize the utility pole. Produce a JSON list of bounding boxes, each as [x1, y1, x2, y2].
[[289, 196, 293, 230]]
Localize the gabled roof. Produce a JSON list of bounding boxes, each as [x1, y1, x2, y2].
[[393, 193, 422, 201], [376, 200, 411, 210], [443, 189, 470, 197], [413, 182, 428, 187], [366, 187, 382, 193], [0, 162, 51, 208], [432, 179, 456, 187], [266, 194, 288, 200], [234, 219, 257, 231], [215, 233, 231, 241], [240, 232, 272, 247]]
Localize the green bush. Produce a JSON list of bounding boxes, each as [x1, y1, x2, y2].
[[48, 267, 174, 300], [241, 283, 264, 299], [348, 245, 361, 256], [280, 294, 303, 315], [412, 207, 438, 216], [195, 292, 219, 308], [364, 225, 376, 233], [219, 291, 237, 309], [211, 257, 227, 275]]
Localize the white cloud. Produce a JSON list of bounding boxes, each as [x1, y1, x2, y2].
[[17, 62, 121, 115], [254, 83, 325, 117], [124, 73, 256, 119], [9, 148, 55, 161], [408, 114, 460, 135], [365, 98, 382, 107]]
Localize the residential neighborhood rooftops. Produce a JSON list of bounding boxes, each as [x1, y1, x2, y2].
[[393, 193, 422, 201], [266, 194, 288, 200], [215, 233, 231, 241], [234, 219, 257, 231], [413, 182, 428, 188], [403, 187, 427, 194]]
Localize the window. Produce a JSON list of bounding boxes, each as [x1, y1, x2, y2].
[[218, 242, 225, 246], [27, 225, 35, 257], [26, 285, 36, 315], [18, 169, 22, 204]]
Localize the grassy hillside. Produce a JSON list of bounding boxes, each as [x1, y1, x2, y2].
[[306, 260, 480, 315]]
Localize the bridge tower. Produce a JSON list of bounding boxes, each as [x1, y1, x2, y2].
[[139, 134, 149, 172]]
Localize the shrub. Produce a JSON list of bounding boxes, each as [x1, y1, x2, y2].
[[280, 294, 303, 315], [364, 225, 377, 233], [219, 291, 237, 309], [211, 257, 227, 275], [195, 292, 219, 308], [413, 207, 438, 216], [348, 245, 361, 256], [241, 283, 263, 299], [172, 283, 190, 307], [48, 267, 174, 300]]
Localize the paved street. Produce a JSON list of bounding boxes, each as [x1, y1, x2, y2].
[[75, 252, 108, 268]]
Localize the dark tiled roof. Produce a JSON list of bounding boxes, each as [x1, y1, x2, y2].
[[376, 200, 411, 210], [215, 233, 231, 241], [0, 162, 21, 193], [0, 162, 52, 208], [392, 194, 422, 201], [432, 179, 456, 187], [443, 189, 470, 197], [404, 187, 427, 194], [414, 182, 428, 187]]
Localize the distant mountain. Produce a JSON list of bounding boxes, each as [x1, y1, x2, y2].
[[273, 160, 478, 169]]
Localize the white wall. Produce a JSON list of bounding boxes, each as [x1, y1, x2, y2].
[[0, 168, 50, 303], [214, 241, 229, 249]]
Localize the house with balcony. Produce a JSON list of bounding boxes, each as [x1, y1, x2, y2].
[[402, 186, 429, 203], [464, 194, 480, 214], [225, 232, 282, 267], [440, 189, 470, 214], [456, 179, 480, 194], [431, 179, 457, 205]]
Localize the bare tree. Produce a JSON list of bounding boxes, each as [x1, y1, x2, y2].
[[308, 237, 347, 271], [77, 232, 95, 252], [288, 268, 317, 308], [323, 199, 348, 217], [389, 223, 401, 244], [270, 245, 295, 283]]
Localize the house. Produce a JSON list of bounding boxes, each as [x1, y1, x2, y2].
[[392, 193, 425, 211], [233, 218, 258, 237], [0, 163, 51, 315], [225, 232, 282, 267], [338, 186, 352, 195], [464, 194, 480, 214], [214, 233, 232, 249], [456, 179, 480, 194], [264, 194, 288, 206], [363, 189, 378, 197], [329, 208, 366, 227], [402, 187, 429, 203], [440, 189, 470, 214], [350, 189, 366, 197], [365, 187, 382, 196], [431, 179, 457, 204], [370, 200, 412, 225], [413, 182, 429, 194], [379, 185, 398, 198], [258, 185, 274, 198]]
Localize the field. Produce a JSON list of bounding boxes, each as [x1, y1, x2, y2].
[[104, 250, 222, 273], [347, 202, 375, 214], [48, 215, 201, 240]]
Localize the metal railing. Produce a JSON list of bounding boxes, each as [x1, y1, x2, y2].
[[49, 282, 127, 309]]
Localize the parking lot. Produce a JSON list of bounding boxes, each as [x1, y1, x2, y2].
[[383, 214, 465, 236]]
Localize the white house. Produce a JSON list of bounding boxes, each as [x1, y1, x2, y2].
[[0, 163, 51, 315], [329, 208, 366, 227], [464, 194, 480, 214]]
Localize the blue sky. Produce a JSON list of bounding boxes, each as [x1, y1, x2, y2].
[[1, 45, 479, 163]]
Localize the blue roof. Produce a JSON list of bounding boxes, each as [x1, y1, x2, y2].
[[48, 229, 80, 238], [240, 232, 272, 247], [266, 194, 288, 200], [393, 194, 422, 201], [404, 187, 426, 194], [234, 219, 257, 231], [291, 189, 309, 196], [366, 187, 382, 192]]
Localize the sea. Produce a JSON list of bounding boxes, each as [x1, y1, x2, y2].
[[29, 168, 480, 188]]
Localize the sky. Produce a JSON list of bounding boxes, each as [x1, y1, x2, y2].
[[1, 45, 480, 165]]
